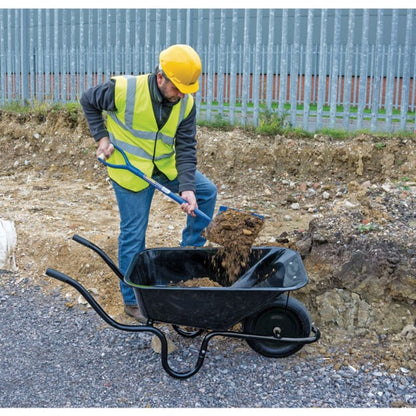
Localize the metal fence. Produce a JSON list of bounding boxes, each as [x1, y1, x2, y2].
[[1, 8, 415, 132]]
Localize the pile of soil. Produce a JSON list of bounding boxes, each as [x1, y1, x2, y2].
[[175, 277, 222, 288], [203, 209, 264, 284]]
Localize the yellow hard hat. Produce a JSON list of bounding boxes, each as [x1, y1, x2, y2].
[[159, 44, 202, 94]]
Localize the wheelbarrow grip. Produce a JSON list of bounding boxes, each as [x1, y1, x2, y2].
[[45, 268, 75, 285]]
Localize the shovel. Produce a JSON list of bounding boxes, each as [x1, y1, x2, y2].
[[98, 143, 212, 223], [98, 144, 264, 250]]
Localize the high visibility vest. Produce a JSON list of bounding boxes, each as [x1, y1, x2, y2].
[[106, 74, 194, 192]]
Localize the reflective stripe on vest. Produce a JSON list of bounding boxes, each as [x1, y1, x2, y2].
[[106, 74, 193, 192]]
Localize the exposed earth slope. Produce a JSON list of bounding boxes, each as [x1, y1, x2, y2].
[[1, 108, 415, 372]]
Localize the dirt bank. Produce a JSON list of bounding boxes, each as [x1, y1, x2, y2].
[[1, 109, 415, 372]]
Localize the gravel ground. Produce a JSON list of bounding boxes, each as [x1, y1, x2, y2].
[[0, 273, 415, 409]]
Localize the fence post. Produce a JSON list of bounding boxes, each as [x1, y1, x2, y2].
[[229, 9, 238, 125], [29, 10, 35, 100], [400, 9, 413, 130], [371, 10, 384, 132], [290, 9, 300, 127], [53, 9, 60, 101], [37, 10, 43, 101], [357, 9, 369, 130], [278, 10, 288, 119], [343, 9, 355, 131], [385, 9, 398, 132], [241, 9, 250, 124], [0, 11, 4, 104], [303, 9, 314, 131], [316, 9, 328, 131], [253, 9, 263, 126], [206, 9, 215, 121], [195, 9, 203, 121], [20, 9, 30, 102], [70, 10, 76, 101], [217, 10, 226, 117], [329, 9, 341, 129], [6, 10, 13, 101]]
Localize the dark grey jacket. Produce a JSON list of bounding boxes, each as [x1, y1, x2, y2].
[[80, 73, 197, 193]]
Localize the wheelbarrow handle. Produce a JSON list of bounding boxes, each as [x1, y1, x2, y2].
[[72, 234, 124, 281], [45, 266, 211, 379], [98, 144, 211, 224]]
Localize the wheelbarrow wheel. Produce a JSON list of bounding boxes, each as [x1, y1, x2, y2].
[[243, 296, 312, 358]]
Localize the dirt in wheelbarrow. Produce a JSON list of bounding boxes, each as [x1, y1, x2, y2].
[[174, 277, 222, 288], [1, 108, 416, 374]]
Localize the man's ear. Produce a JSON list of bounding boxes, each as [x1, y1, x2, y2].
[[156, 72, 164, 87]]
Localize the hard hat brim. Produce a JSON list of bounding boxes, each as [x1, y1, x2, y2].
[[171, 79, 199, 94]]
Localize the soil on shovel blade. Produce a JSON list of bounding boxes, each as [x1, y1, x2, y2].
[[202, 209, 265, 285]]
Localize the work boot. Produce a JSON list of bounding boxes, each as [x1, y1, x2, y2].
[[124, 305, 147, 323]]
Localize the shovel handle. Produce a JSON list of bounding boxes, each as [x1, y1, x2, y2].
[[98, 144, 211, 224]]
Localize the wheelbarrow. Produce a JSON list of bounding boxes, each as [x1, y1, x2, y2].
[[45, 235, 320, 380]]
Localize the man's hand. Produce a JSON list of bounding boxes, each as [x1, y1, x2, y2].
[[180, 190, 198, 217], [96, 136, 114, 160]]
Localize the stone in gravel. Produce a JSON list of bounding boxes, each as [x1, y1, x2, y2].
[[150, 335, 177, 354]]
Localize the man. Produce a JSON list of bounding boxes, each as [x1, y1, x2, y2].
[[80, 44, 217, 322]]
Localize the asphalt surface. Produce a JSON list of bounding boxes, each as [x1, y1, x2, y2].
[[0, 272, 414, 408]]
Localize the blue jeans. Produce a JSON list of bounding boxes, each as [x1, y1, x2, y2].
[[112, 170, 217, 305]]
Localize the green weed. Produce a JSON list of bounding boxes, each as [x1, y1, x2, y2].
[[256, 108, 291, 135], [197, 113, 233, 130], [375, 142, 386, 150], [357, 222, 379, 233]]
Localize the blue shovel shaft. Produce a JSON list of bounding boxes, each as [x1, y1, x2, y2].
[[98, 145, 212, 224]]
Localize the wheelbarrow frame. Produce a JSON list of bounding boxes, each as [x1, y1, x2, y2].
[[45, 235, 320, 380]]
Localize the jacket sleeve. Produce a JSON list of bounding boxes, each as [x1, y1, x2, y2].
[[80, 80, 116, 142], [175, 102, 197, 194]]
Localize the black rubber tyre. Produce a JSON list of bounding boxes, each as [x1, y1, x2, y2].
[[243, 296, 312, 358], [172, 325, 203, 338]]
